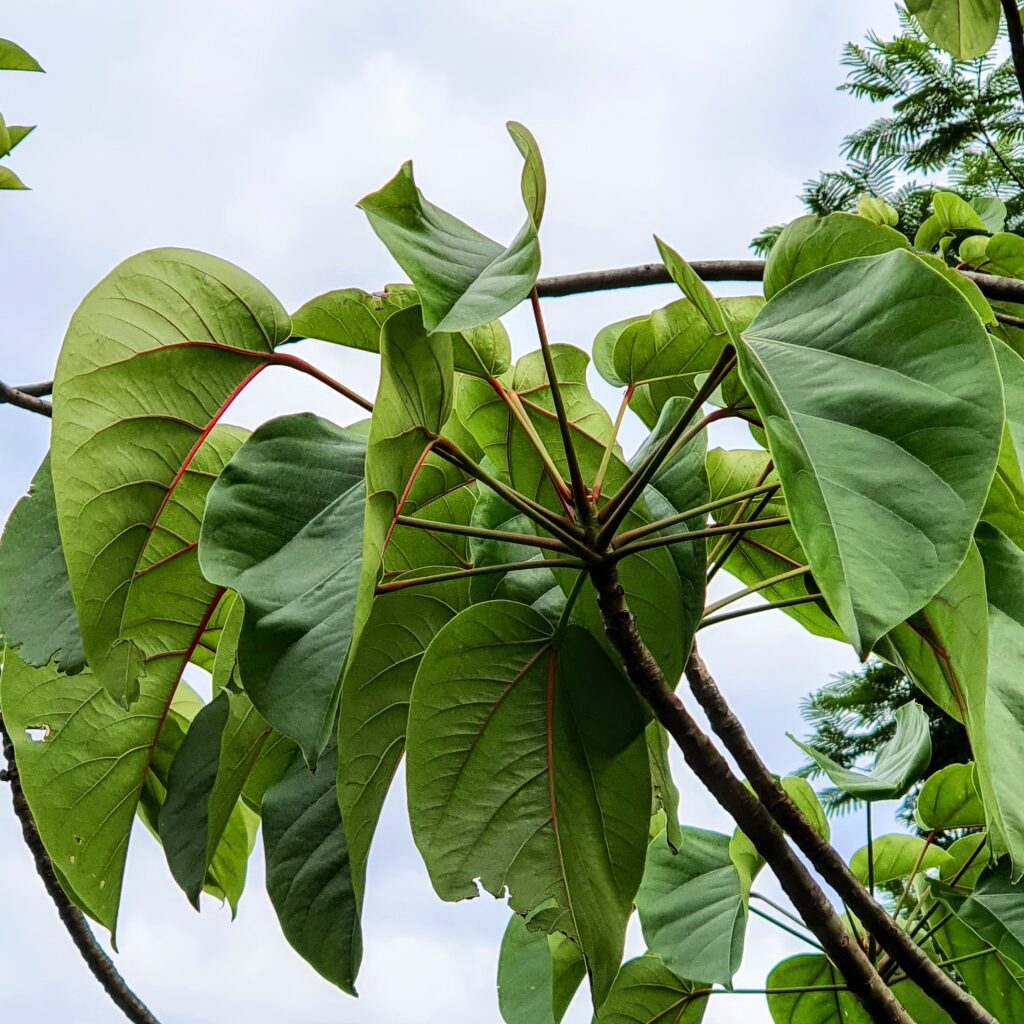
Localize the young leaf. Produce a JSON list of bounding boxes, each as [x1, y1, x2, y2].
[[762, 212, 909, 299], [595, 954, 709, 1024], [0, 455, 85, 673], [635, 827, 748, 987], [850, 834, 952, 886], [973, 233, 1024, 280], [405, 603, 650, 1003], [290, 285, 418, 351], [200, 413, 366, 763], [0, 38, 44, 71], [352, 305, 453, 649], [0, 166, 28, 189], [914, 191, 991, 251], [262, 742, 361, 995], [916, 763, 986, 831], [905, 0, 1001, 60], [496, 910, 586, 1024], [739, 249, 1002, 656], [51, 248, 290, 702], [654, 237, 729, 336], [336, 580, 470, 914], [790, 701, 932, 802], [359, 121, 545, 334]]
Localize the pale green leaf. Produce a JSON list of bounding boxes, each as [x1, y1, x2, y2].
[[916, 763, 986, 831], [290, 284, 418, 351], [914, 191, 991, 251], [0, 39, 43, 71], [905, 0, 1001, 59], [850, 833, 952, 885]]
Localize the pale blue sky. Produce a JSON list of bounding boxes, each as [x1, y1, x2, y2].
[[0, 3, 906, 1022]]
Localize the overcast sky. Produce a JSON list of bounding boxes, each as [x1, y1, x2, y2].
[[0, 3, 908, 1022]]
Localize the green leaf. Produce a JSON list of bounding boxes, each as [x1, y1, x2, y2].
[[790, 701, 932, 802], [739, 249, 1002, 655], [51, 248, 289, 701], [975, 523, 1024, 875], [654, 237, 729, 335], [359, 121, 544, 334], [290, 285, 418, 351], [199, 413, 365, 763], [262, 741, 360, 994], [635, 827, 748, 987], [0, 123, 35, 155], [705, 448, 841, 640], [971, 197, 1007, 233], [850, 834, 952, 886], [958, 859, 1024, 968], [352, 305, 454, 648], [159, 689, 275, 909], [762, 212, 910, 300], [940, 832, 989, 889], [973, 232, 1024, 280], [0, 166, 28, 189], [857, 195, 899, 226], [765, 954, 869, 1024], [0, 455, 85, 673], [496, 910, 586, 1024], [905, 0, 1001, 59], [916, 763, 986, 830], [647, 723, 683, 854], [336, 580, 469, 913], [595, 954, 709, 1024], [0, 39, 43, 71], [593, 316, 644, 388], [914, 191, 991, 251], [406, 603, 650, 1003]]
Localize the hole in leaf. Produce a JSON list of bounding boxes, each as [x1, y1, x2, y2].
[[24, 725, 50, 743]]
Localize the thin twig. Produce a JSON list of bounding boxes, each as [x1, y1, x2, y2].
[[394, 514, 569, 551], [0, 380, 52, 416], [613, 515, 791, 561], [375, 557, 585, 594], [0, 715, 162, 1024], [699, 592, 823, 629], [702, 564, 810, 616]]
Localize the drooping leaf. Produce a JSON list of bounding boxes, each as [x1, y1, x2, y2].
[[790, 701, 932, 802], [496, 910, 586, 1024], [850, 834, 952, 886], [905, 0, 1001, 60], [50, 248, 290, 702], [655, 237, 730, 335], [739, 249, 1002, 655], [406, 603, 650, 1003], [290, 285, 419, 351], [159, 689, 275, 909], [762, 212, 910, 300], [975, 523, 1024, 876], [647, 723, 683, 854], [595, 954, 709, 1024], [352, 305, 454, 650], [635, 827, 748, 987], [359, 121, 544, 334], [0, 39, 43, 71], [336, 580, 470, 913], [916, 763, 986, 831], [200, 413, 365, 763], [262, 741, 360, 995], [0, 455, 85, 673]]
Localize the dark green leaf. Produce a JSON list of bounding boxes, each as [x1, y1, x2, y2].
[[0, 455, 85, 673], [359, 122, 544, 334], [200, 413, 365, 763], [765, 954, 868, 1024], [739, 249, 1002, 655], [595, 954, 709, 1024], [262, 742, 360, 994]]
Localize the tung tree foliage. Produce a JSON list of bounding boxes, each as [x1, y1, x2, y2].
[[7, 5, 1024, 1024]]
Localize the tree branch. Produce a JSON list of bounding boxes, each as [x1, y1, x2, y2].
[[0, 379, 52, 416], [587, 562, 914, 1024], [1001, 0, 1024, 106], [683, 650, 996, 1024], [0, 715, 162, 1024]]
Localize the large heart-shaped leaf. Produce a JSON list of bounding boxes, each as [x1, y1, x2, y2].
[[791, 701, 932, 802], [762, 212, 909, 300], [0, 455, 85, 673], [200, 413, 365, 763], [158, 689, 276, 908], [336, 580, 470, 913], [739, 249, 1003, 655], [906, 0, 1001, 59], [497, 910, 586, 1024], [850, 833, 952, 886], [262, 741, 360, 994], [406, 602, 650, 1003], [359, 121, 544, 334], [352, 305, 454, 648], [635, 827, 748, 988], [595, 954, 709, 1024], [51, 248, 290, 701], [916, 763, 986, 831]]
